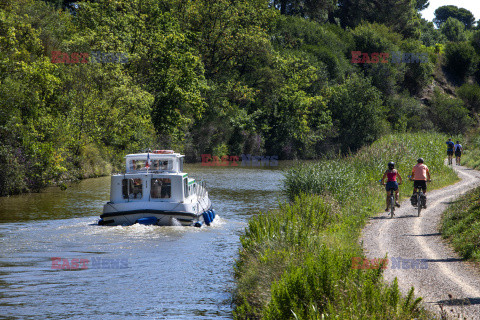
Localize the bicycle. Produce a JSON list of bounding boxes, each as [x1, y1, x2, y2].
[[408, 176, 430, 217], [381, 180, 400, 218], [415, 187, 426, 216], [387, 188, 396, 218]]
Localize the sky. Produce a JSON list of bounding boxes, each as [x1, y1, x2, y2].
[[421, 0, 480, 23]]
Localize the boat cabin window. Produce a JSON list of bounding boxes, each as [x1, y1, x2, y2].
[[128, 159, 172, 171], [150, 178, 171, 199], [129, 160, 147, 171], [122, 178, 143, 199], [184, 178, 188, 198], [151, 160, 171, 171]]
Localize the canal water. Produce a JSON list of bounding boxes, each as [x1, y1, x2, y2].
[[0, 163, 291, 319]]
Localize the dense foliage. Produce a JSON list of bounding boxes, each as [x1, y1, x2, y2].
[[1, 0, 480, 195]]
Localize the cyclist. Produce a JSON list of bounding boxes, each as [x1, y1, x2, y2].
[[446, 138, 454, 165], [410, 158, 431, 208], [381, 162, 403, 212], [454, 141, 463, 165]]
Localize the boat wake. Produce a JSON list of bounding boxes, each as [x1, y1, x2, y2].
[[170, 217, 182, 226]]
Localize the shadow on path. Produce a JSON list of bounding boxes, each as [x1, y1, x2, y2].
[[433, 297, 480, 306]]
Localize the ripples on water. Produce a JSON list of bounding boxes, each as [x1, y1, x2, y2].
[[0, 162, 295, 319]]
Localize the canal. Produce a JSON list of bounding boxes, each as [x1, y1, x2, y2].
[[0, 163, 290, 319]]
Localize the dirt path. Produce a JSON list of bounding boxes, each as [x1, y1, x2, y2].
[[362, 164, 480, 319]]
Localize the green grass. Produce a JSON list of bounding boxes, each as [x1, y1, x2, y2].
[[441, 186, 480, 262], [461, 132, 480, 169], [233, 132, 458, 319]]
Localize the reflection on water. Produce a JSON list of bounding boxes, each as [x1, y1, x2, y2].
[[0, 162, 294, 319]]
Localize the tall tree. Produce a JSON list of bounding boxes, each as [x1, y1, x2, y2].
[[415, 0, 429, 11], [434, 5, 475, 29], [337, 0, 420, 38], [441, 17, 467, 42], [271, 0, 337, 23]]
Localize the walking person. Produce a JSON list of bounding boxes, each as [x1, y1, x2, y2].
[[410, 158, 431, 208], [454, 141, 463, 165], [446, 138, 454, 165]]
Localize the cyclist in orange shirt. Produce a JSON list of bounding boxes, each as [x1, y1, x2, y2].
[[410, 158, 431, 208]]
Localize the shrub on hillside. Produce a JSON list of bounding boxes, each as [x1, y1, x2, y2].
[[441, 17, 467, 42], [385, 94, 433, 131], [429, 89, 473, 134], [443, 41, 478, 81], [457, 83, 480, 113], [326, 74, 387, 152], [351, 23, 404, 96]]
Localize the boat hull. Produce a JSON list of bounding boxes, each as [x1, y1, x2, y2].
[[99, 210, 206, 226], [100, 197, 213, 227]]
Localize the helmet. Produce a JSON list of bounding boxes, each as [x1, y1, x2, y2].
[[417, 158, 424, 163], [388, 161, 395, 169]]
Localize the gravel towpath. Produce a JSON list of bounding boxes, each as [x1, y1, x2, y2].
[[361, 164, 480, 319]]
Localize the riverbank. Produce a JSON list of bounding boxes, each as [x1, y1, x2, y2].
[[233, 132, 458, 319]]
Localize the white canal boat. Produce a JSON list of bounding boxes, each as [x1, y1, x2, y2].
[[99, 150, 215, 227]]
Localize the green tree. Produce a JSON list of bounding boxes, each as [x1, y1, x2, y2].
[[351, 23, 404, 96], [271, 0, 337, 23], [420, 18, 446, 46], [400, 39, 434, 95], [443, 41, 478, 82], [261, 53, 332, 159], [337, 0, 420, 38], [457, 83, 480, 113], [326, 74, 386, 152], [385, 93, 433, 131], [429, 89, 472, 134], [441, 17, 467, 42], [415, 0, 429, 11], [434, 5, 475, 29]]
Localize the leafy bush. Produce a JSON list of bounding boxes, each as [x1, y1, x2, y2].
[[443, 41, 478, 81], [429, 89, 473, 134], [0, 145, 27, 196], [440, 17, 467, 42], [326, 74, 387, 152], [457, 83, 480, 113], [350, 23, 404, 95], [385, 94, 433, 132]]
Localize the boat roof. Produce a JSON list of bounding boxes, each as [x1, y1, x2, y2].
[[125, 151, 184, 173], [125, 152, 184, 159]]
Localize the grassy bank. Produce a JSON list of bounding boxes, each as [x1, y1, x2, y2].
[[460, 131, 480, 169], [233, 132, 458, 319], [441, 186, 480, 262]]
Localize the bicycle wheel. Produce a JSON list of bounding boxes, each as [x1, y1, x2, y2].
[[417, 193, 422, 217], [390, 193, 395, 218]]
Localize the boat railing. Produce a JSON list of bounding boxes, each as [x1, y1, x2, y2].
[[195, 180, 207, 198]]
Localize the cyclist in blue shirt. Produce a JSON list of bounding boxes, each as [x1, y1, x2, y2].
[[446, 138, 454, 165]]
